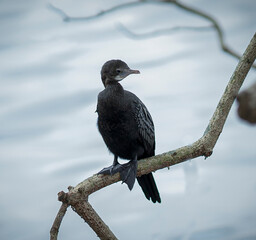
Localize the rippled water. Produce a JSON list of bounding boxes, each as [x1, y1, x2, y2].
[[0, 1, 256, 239]]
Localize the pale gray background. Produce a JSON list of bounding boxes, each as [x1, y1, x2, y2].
[[0, 0, 256, 239]]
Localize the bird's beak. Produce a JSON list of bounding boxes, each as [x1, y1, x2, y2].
[[128, 69, 140, 75], [116, 68, 140, 81]]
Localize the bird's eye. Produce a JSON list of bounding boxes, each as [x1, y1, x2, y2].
[[116, 69, 121, 74]]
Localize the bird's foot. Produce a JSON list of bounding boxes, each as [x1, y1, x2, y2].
[[120, 161, 138, 191], [98, 163, 123, 176]]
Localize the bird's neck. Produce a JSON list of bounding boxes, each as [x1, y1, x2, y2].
[[105, 80, 124, 95]]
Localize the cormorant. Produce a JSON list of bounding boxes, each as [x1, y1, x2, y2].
[[96, 59, 161, 203]]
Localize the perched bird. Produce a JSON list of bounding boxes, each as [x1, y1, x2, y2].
[[96, 59, 161, 203]]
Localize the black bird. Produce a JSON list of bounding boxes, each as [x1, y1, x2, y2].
[[96, 59, 161, 203]]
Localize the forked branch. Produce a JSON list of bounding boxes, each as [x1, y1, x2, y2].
[[50, 33, 256, 240]]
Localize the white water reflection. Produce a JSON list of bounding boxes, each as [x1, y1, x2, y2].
[[0, 0, 256, 240]]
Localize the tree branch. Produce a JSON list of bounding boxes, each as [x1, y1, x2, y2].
[[71, 198, 118, 240], [117, 23, 213, 39], [48, 0, 256, 69], [164, 0, 256, 69], [47, 2, 143, 22], [50, 33, 256, 239], [50, 202, 68, 240]]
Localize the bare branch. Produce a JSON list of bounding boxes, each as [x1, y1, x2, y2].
[[51, 33, 256, 240], [50, 202, 68, 240], [71, 199, 118, 240], [164, 0, 256, 68], [48, 0, 256, 69], [47, 2, 143, 22], [117, 22, 213, 39]]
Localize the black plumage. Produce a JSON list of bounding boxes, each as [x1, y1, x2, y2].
[[96, 59, 161, 203]]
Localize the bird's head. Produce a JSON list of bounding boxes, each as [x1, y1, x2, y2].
[[101, 59, 140, 87]]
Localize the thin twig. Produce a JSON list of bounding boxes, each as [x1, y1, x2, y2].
[[50, 203, 69, 240], [117, 23, 213, 39], [165, 0, 256, 68], [48, 0, 256, 68], [47, 2, 143, 22], [52, 33, 256, 240]]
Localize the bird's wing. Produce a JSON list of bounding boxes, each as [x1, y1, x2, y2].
[[132, 98, 155, 153]]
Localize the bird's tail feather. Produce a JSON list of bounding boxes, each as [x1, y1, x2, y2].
[[137, 173, 161, 203]]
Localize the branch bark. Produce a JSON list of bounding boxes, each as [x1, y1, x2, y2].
[[50, 202, 68, 240], [71, 199, 118, 240], [50, 33, 256, 239]]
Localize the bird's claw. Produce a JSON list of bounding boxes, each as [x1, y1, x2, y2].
[[98, 163, 123, 176], [98, 160, 138, 191], [120, 161, 137, 190]]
